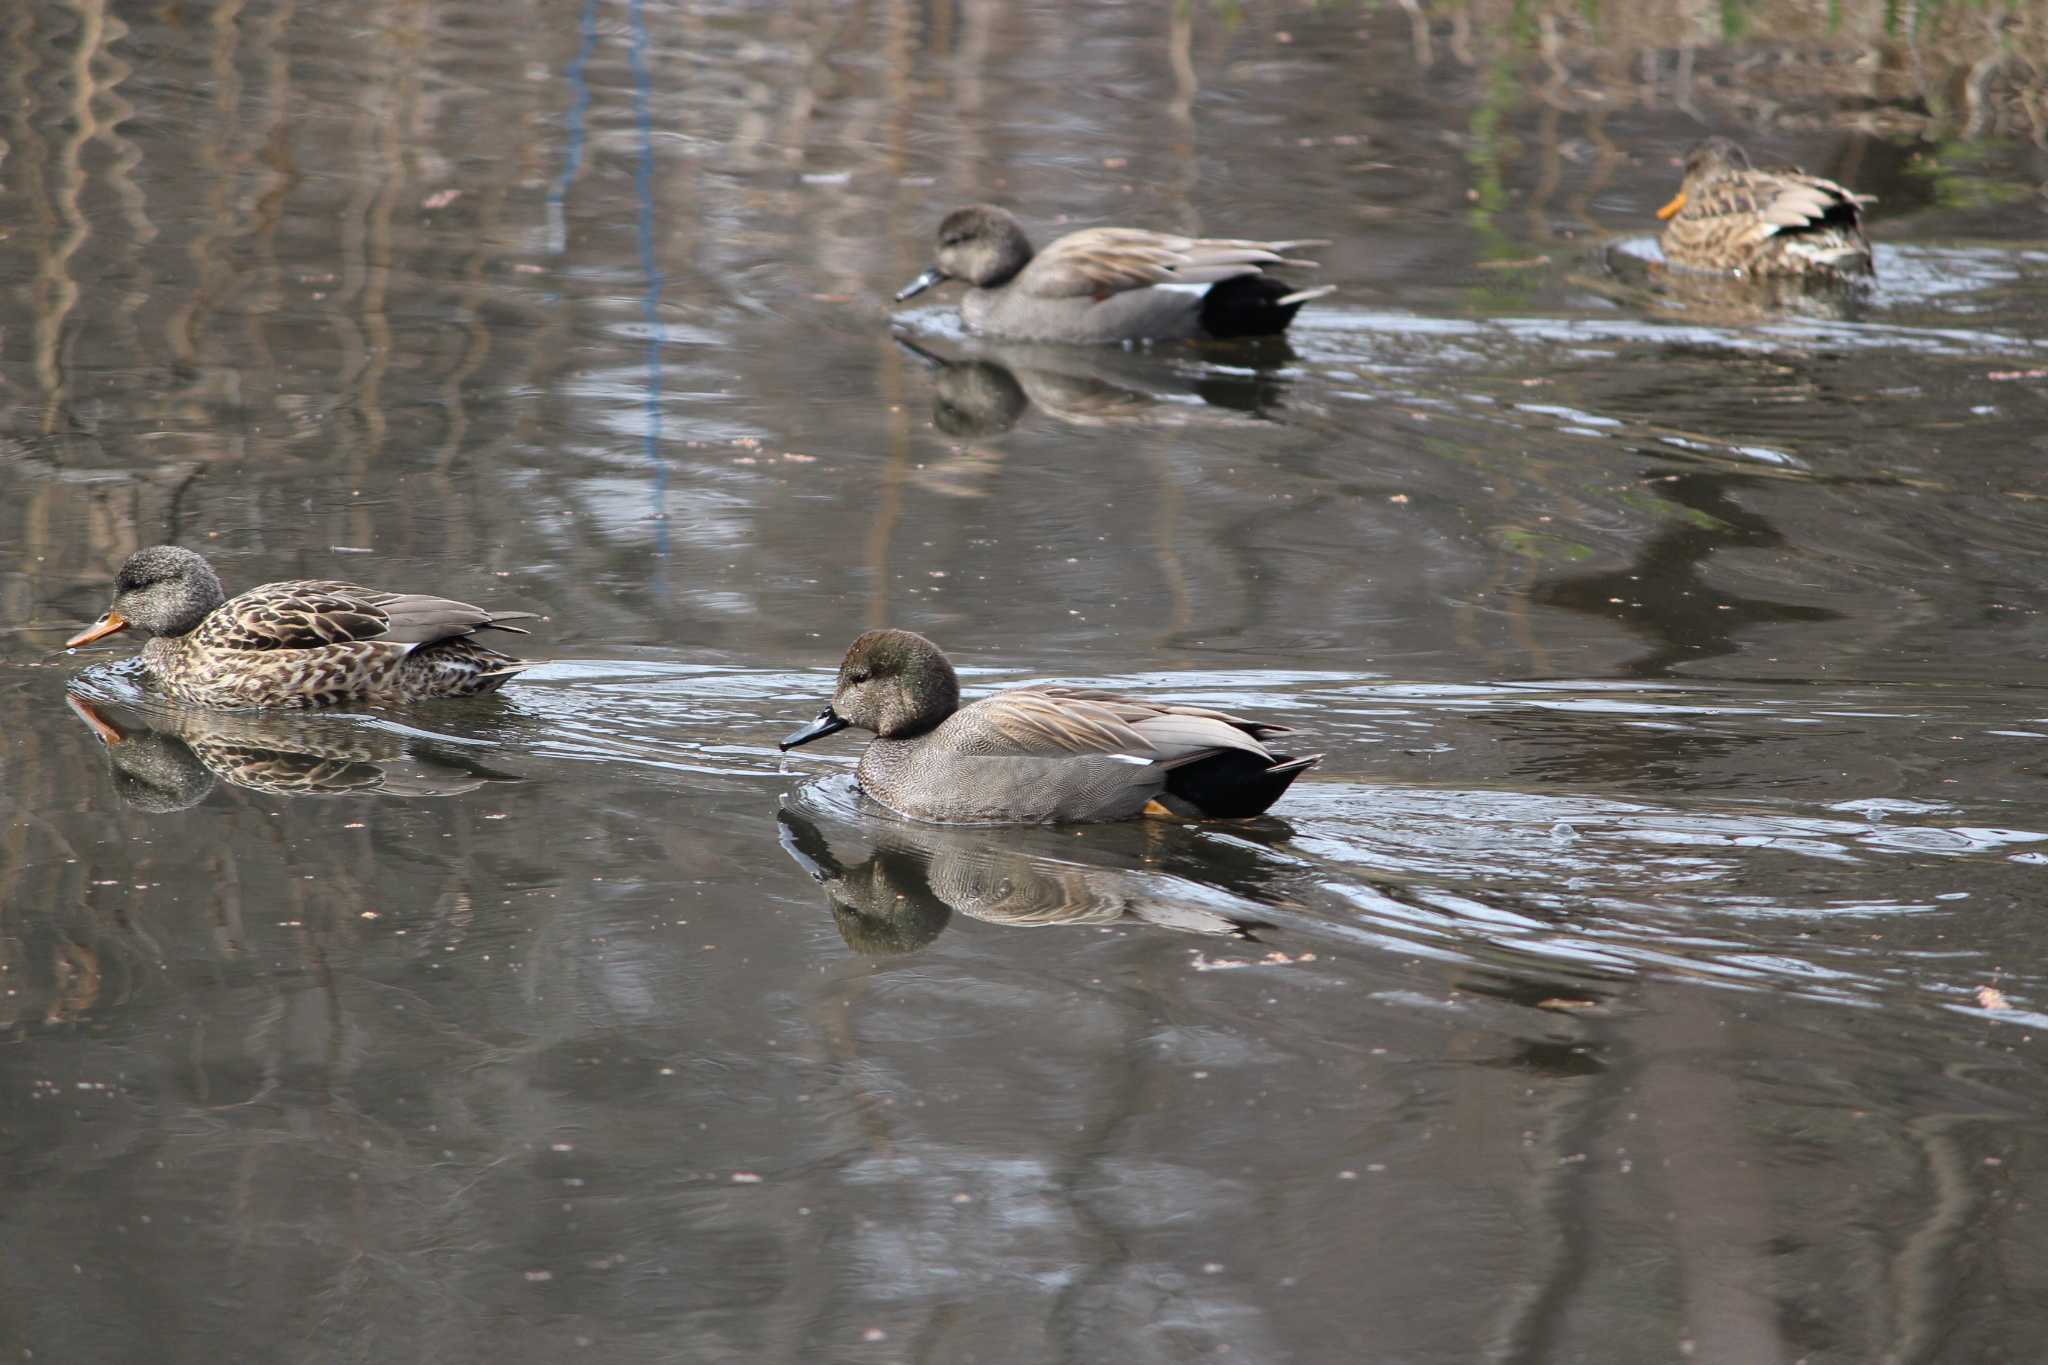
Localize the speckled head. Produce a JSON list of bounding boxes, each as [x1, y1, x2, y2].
[[1682, 136, 1751, 183], [780, 628, 962, 749], [1658, 137, 1755, 222], [68, 545, 227, 647], [895, 205, 1036, 299]]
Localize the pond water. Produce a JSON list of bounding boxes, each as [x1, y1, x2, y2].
[[3, 2, 2047, 1361]]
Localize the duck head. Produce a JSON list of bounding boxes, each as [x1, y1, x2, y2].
[[1658, 136, 1752, 220], [895, 205, 1035, 300], [67, 545, 226, 647], [781, 628, 961, 749]]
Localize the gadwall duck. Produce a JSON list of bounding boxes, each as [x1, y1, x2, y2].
[[779, 629, 1319, 824], [66, 545, 538, 708], [895, 205, 1332, 344], [1656, 136, 1874, 278]]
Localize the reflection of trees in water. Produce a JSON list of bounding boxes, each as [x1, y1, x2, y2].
[[0, 669, 803, 1358], [4, 0, 2037, 648], [0, 0, 2031, 703], [0, 4, 2030, 1358], [1396, 1, 2048, 145]]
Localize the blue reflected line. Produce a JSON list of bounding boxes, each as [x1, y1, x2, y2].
[[629, 0, 671, 565], [545, 0, 600, 256]]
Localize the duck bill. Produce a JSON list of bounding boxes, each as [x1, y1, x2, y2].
[[65, 611, 129, 648], [780, 706, 851, 751], [65, 694, 126, 746], [894, 266, 947, 302], [775, 808, 842, 882], [1655, 190, 1688, 221], [891, 332, 947, 369]]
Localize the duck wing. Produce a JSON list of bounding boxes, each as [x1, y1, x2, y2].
[[963, 687, 1280, 767], [194, 579, 535, 652], [1687, 168, 1872, 235], [1016, 227, 1324, 299]]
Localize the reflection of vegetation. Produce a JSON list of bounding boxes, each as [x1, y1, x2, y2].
[[1908, 141, 2036, 212], [1378, 0, 2048, 144], [1619, 487, 1737, 532], [1465, 47, 1517, 251], [1464, 15, 1542, 311], [1502, 526, 1595, 562]]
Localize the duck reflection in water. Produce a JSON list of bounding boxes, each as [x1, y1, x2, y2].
[[895, 333, 1299, 440], [1597, 240, 1871, 325], [777, 804, 1279, 957], [66, 691, 518, 810]]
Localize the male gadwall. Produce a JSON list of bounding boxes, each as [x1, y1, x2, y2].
[[779, 628, 1319, 824], [895, 205, 1332, 344], [66, 545, 538, 708], [1656, 136, 1874, 278]]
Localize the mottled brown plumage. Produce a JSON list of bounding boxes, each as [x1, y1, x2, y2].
[[1656, 136, 1874, 278], [67, 545, 538, 709], [66, 693, 502, 805]]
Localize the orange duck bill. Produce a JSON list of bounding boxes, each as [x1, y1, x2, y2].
[[65, 612, 129, 648], [1656, 191, 1688, 221]]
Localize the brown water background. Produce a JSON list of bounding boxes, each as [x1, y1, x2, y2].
[[4, 2, 2048, 1361]]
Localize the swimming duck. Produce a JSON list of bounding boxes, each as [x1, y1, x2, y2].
[[779, 629, 1319, 824], [66, 545, 538, 708], [1656, 136, 1874, 278], [895, 205, 1332, 343]]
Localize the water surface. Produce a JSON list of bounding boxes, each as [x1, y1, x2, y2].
[[3, 3, 2047, 1362]]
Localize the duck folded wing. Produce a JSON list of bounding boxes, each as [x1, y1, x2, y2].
[[200, 580, 533, 651], [1034, 687, 1297, 743], [1700, 172, 1870, 232], [369, 591, 536, 644], [968, 689, 1278, 766], [1019, 228, 1324, 299]]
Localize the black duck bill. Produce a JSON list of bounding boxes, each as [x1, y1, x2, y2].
[[894, 267, 948, 302], [66, 611, 130, 648], [781, 706, 851, 751]]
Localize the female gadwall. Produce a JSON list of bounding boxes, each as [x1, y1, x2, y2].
[[779, 629, 1319, 824], [895, 205, 1332, 344], [66, 545, 538, 708], [1656, 136, 1874, 278]]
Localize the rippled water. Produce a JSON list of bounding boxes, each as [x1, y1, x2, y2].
[[4, 2, 2048, 1361]]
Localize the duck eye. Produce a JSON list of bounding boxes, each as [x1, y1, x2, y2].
[[847, 671, 871, 685]]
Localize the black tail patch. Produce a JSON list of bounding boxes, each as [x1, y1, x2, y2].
[[1160, 750, 1321, 819], [1199, 274, 1313, 340]]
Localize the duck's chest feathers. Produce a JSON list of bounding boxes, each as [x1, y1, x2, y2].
[[854, 738, 917, 807]]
